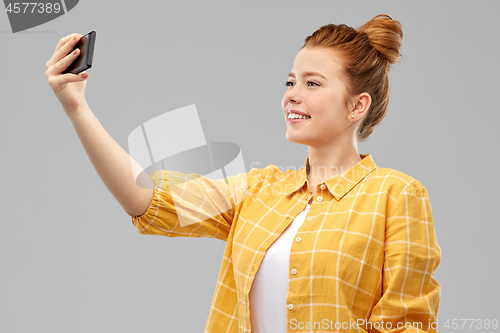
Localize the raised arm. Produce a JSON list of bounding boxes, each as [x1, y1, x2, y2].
[[45, 33, 154, 217]]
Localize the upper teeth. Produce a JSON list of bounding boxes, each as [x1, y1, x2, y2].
[[288, 113, 310, 119]]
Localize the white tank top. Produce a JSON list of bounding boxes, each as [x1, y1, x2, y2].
[[249, 203, 311, 332]]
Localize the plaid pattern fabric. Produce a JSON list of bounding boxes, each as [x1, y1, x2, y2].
[[131, 154, 441, 333]]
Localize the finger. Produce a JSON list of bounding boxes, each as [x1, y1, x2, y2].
[[47, 34, 81, 69], [53, 33, 82, 54], [49, 71, 88, 87], [46, 47, 80, 76], [47, 34, 78, 69]]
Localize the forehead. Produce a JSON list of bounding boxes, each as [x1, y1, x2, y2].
[[290, 47, 345, 78]]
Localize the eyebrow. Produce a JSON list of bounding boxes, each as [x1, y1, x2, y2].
[[288, 71, 328, 81]]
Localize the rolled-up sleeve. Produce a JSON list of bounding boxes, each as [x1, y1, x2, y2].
[[131, 169, 249, 241], [368, 181, 441, 333]]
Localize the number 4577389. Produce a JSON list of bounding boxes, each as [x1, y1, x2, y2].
[[443, 318, 498, 330], [5, 2, 62, 14]]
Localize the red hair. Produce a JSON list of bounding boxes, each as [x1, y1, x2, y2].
[[302, 14, 403, 141]]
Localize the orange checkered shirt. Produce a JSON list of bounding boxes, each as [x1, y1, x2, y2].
[[131, 154, 441, 333]]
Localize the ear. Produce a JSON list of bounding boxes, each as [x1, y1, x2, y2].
[[351, 92, 371, 121]]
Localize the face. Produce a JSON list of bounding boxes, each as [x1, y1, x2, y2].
[[282, 47, 353, 147]]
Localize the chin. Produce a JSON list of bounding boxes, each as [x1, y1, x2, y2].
[[286, 133, 310, 146]]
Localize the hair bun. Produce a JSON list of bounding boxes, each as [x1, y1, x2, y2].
[[357, 14, 403, 64]]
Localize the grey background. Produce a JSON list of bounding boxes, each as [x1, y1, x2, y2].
[[1, 1, 499, 332]]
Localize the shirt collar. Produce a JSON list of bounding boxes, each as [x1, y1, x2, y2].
[[286, 154, 378, 200]]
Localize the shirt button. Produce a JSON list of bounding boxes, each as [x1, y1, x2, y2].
[[295, 237, 301, 243], [307, 217, 313, 221], [320, 184, 326, 190], [317, 196, 323, 202], [288, 304, 294, 310], [291, 268, 297, 275]]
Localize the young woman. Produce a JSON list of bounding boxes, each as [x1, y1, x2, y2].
[[46, 14, 441, 333]]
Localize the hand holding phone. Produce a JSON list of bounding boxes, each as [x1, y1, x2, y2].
[[45, 32, 96, 115], [62, 31, 96, 74]]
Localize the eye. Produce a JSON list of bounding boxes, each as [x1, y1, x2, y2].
[[285, 80, 320, 87]]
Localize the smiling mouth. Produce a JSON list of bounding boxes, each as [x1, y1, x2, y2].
[[287, 112, 311, 120], [286, 116, 311, 123]]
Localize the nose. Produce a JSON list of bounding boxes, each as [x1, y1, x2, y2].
[[282, 86, 302, 108]]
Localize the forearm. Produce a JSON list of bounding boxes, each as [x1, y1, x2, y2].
[[68, 102, 154, 216]]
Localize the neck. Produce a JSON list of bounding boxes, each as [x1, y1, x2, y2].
[[306, 141, 362, 186]]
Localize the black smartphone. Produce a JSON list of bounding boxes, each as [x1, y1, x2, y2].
[[63, 31, 96, 74]]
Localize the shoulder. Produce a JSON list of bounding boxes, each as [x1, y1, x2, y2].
[[366, 166, 428, 200], [246, 163, 301, 189], [248, 163, 294, 181]]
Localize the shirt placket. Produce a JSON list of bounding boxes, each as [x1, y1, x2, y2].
[[286, 183, 328, 324]]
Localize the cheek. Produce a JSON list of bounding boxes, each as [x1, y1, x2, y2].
[[308, 94, 332, 114], [309, 94, 346, 123], [318, 92, 346, 112]]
